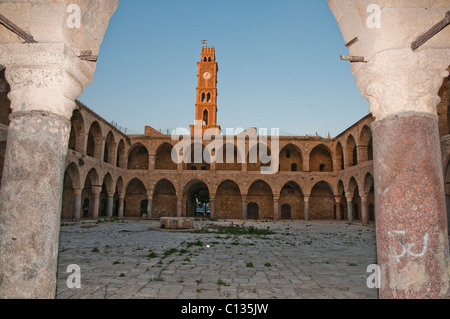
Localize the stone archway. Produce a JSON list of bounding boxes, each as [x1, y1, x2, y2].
[[152, 179, 177, 218], [215, 180, 241, 219], [182, 179, 210, 217]]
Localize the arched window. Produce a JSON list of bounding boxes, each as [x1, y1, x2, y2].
[[204, 57, 207, 62], [201, 92, 206, 102], [207, 92, 211, 102], [320, 164, 326, 172], [208, 57, 211, 62], [203, 109, 208, 125]]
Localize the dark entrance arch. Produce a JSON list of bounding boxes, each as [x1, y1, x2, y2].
[[281, 204, 292, 220], [247, 202, 259, 220]]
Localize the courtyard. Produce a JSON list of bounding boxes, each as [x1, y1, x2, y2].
[[56, 219, 378, 299]]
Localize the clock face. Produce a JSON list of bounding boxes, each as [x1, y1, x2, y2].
[[203, 71, 212, 79]]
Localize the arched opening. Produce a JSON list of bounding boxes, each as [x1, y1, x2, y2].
[[61, 163, 80, 221], [346, 135, 357, 167], [184, 143, 210, 171], [127, 143, 149, 170], [310, 181, 334, 220], [337, 179, 347, 220], [247, 202, 259, 220], [309, 145, 333, 172], [335, 142, 344, 171], [359, 126, 373, 163], [104, 131, 116, 165], [152, 179, 177, 218], [280, 181, 304, 220], [207, 92, 211, 102], [215, 143, 242, 171], [247, 180, 273, 219], [203, 109, 208, 125], [86, 121, 103, 160], [113, 177, 124, 217], [99, 173, 114, 218], [208, 56, 212, 62], [68, 109, 85, 153], [124, 178, 147, 217], [82, 168, 99, 219], [216, 180, 241, 219], [204, 57, 207, 62], [364, 173, 375, 222], [155, 143, 177, 170], [279, 144, 302, 172], [352, 185, 361, 220], [201, 92, 206, 102], [182, 180, 210, 217], [116, 139, 126, 168], [281, 204, 292, 220]]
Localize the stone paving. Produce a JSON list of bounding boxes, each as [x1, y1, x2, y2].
[[56, 219, 379, 299]]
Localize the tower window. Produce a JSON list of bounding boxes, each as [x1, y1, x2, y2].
[[201, 92, 206, 103], [204, 57, 207, 62], [208, 57, 212, 62], [203, 109, 208, 125], [207, 92, 211, 102]]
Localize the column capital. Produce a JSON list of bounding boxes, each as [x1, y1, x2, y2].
[[73, 188, 82, 196], [241, 194, 248, 202], [346, 192, 354, 202], [355, 48, 450, 120], [273, 193, 280, 201], [334, 195, 342, 203], [1, 43, 94, 120], [360, 192, 369, 202], [304, 194, 311, 202], [91, 185, 102, 196]]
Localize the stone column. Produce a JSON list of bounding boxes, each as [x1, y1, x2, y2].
[[91, 186, 102, 220], [176, 197, 183, 217], [360, 193, 369, 225], [73, 189, 82, 221], [328, 2, 450, 299], [0, 44, 90, 299], [334, 196, 342, 221], [346, 192, 354, 223], [304, 194, 310, 221], [209, 194, 216, 219], [356, 50, 450, 298], [106, 195, 114, 218], [273, 194, 280, 220], [146, 197, 153, 219], [241, 195, 247, 220], [149, 155, 155, 171], [118, 197, 125, 219]]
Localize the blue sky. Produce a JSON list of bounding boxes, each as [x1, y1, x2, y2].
[[79, 0, 370, 136]]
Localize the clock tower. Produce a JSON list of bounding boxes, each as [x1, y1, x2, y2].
[[190, 46, 221, 135]]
